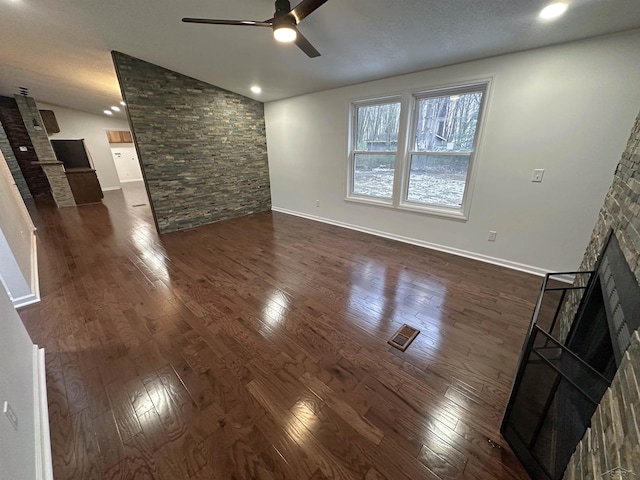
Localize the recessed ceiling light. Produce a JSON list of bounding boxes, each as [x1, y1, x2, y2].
[[103, 110, 113, 115], [111, 106, 121, 112], [120, 101, 126, 106], [539, 3, 568, 20], [250, 86, 262, 94]]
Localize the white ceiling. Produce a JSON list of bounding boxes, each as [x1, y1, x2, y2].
[[1, 0, 639, 118]]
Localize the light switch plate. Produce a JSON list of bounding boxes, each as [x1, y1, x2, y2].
[[3, 401, 18, 431], [532, 169, 545, 182]]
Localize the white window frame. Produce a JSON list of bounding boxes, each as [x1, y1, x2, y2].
[[346, 80, 491, 221], [347, 96, 403, 206]]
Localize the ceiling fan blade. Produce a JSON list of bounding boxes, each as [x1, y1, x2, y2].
[[294, 29, 320, 58], [182, 18, 272, 27], [290, 0, 328, 23]]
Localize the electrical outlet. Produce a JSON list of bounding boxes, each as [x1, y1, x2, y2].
[[3, 401, 18, 431], [531, 169, 545, 183], [316, 200, 320, 207], [488, 231, 497, 242]]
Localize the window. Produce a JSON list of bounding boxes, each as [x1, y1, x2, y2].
[[350, 100, 401, 200], [347, 83, 488, 219]]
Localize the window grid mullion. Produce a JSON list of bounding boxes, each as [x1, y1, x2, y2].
[[408, 150, 474, 155], [392, 92, 411, 207]]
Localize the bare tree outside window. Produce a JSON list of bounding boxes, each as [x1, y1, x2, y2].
[[352, 101, 401, 198], [407, 91, 483, 208], [414, 93, 482, 152]]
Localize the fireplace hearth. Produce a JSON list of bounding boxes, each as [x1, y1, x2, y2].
[[501, 232, 640, 480]]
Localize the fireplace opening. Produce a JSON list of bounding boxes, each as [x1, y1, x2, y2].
[[565, 276, 617, 382], [567, 233, 640, 372]]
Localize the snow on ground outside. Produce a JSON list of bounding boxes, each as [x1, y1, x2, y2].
[[353, 169, 465, 208]]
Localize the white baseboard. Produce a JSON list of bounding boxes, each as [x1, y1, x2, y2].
[[30, 232, 39, 306], [33, 347, 53, 480], [271, 207, 574, 283], [119, 179, 143, 184], [101, 186, 122, 192], [13, 293, 40, 309]]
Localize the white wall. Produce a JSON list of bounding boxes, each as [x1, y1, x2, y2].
[[0, 229, 31, 301], [110, 144, 143, 182], [37, 102, 130, 191], [0, 283, 40, 480], [264, 31, 640, 275], [0, 152, 38, 307]]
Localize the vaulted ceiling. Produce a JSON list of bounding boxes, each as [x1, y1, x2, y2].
[[1, 0, 639, 118]]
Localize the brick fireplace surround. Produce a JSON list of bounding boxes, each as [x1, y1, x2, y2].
[[562, 110, 640, 478]]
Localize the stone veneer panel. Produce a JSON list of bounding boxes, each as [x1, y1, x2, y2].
[[13, 95, 75, 208], [563, 111, 640, 479], [0, 96, 51, 197], [0, 122, 31, 199], [112, 51, 271, 233]]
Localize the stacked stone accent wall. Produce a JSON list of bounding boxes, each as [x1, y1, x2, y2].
[[14, 95, 75, 208], [0, 122, 31, 199], [563, 111, 640, 479], [0, 96, 51, 197], [112, 52, 271, 233]]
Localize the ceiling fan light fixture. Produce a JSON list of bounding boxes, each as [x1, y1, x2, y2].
[[274, 26, 296, 42], [273, 16, 297, 43]]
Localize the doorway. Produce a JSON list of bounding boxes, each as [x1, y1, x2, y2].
[[106, 130, 143, 184]]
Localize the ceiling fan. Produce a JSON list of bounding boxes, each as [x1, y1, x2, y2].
[[182, 0, 328, 58]]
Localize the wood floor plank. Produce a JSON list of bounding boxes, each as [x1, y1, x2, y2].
[[248, 377, 360, 480], [299, 371, 384, 445], [256, 412, 318, 480], [22, 184, 539, 480]]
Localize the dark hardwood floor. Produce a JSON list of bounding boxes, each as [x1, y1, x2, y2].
[[20, 183, 541, 479]]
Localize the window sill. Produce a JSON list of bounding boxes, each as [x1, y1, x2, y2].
[[397, 202, 468, 221], [345, 196, 468, 221], [345, 195, 393, 207]]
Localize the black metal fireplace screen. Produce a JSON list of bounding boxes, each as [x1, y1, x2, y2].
[[502, 272, 610, 479], [502, 233, 640, 479]]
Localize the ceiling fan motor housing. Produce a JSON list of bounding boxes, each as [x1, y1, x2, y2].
[[274, 0, 293, 17], [274, 0, 296, 27], [272, 0, 297, 41]]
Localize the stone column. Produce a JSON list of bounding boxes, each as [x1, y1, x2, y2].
[[35, 162, 76, 208], [0, 122, 31, 199], [14, 95, 75, 207]]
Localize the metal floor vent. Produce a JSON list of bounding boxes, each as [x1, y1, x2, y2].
[[388, 324, 420, 351]]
